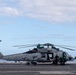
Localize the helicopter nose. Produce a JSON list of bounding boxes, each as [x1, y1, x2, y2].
[[69, 56, 73, 61]]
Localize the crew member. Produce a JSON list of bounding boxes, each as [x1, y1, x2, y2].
[[53, 54, 59, 65]]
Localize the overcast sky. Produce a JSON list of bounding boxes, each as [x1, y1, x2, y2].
[[0, 0, 76, 57]]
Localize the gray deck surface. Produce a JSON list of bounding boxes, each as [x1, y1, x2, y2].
[[0, 63, 76, 75]]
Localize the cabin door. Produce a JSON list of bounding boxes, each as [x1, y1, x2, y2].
[[47, 53, 53, 60]]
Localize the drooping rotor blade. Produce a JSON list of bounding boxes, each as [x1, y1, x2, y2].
[[13, 43, 76, 51], [13, 45, 27, 47], [55, 45, 76, 48], [43, 43, 76, 51], [13, 44, 37, 48], [13, 43, 54, 48], [55, 46, 75, 51]]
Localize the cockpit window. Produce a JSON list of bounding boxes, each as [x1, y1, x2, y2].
[[23, 48, 38, 54], [37, 44, 44, 49]]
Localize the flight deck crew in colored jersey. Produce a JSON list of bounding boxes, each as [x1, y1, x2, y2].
[[53, 54, 59, 65], [55, 55, 59, 65], [59, 52, 67, 65]]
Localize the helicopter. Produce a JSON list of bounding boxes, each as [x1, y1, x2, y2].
[[0, 43, 75, 65]]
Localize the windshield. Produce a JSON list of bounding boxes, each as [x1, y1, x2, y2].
[[23, 48, 38, 54]]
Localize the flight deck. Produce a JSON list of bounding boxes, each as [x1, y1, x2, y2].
[[0, 63, 76, 75]]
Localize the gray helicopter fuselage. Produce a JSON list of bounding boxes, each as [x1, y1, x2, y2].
[[2, 48, 70, 62], [2, 53, 41, 61]]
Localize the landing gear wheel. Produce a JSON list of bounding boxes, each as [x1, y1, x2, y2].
[[31, 61, 37, 65], [26, 62, 30, 65], [60, 61, 65, 65], [59, 59, 65, 65], [52, 60, 58, 65], [52, 60, 55, 65]]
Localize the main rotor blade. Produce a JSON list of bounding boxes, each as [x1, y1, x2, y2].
[[13, 44, 37, 48], [13, 43, 76, 51], [55, 46, 75, 51], [13, 45, 27, 47], [55, 45, 76, 48]]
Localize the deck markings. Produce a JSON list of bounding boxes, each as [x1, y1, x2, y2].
[[0, 71, 75, 74], [40, 71, 74, 74]]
